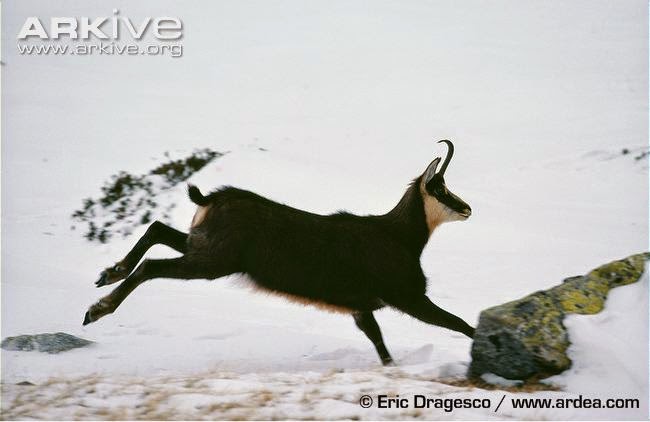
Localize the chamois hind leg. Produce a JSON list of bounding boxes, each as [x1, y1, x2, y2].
[[84, 255, 224, 325], [353, 311, 394, 365], [96, 221, 188, 287], [390, 295, 475, 338]]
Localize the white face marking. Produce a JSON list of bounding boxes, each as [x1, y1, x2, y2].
[[419, 178, 467, 235]]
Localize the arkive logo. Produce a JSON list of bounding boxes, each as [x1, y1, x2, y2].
[[17, 9, 182, 40]]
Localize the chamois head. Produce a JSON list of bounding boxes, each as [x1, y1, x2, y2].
[[419, 140, 472, 232]]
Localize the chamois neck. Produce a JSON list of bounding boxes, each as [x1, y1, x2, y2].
[[380, 178, 431, 255]]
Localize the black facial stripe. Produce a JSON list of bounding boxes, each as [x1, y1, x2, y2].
[[425, 177, 470, 213], [437, 192, 468, 213]]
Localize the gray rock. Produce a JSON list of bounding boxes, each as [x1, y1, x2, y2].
[[1, 332, 93, 354], [469, 252, 649, 380]]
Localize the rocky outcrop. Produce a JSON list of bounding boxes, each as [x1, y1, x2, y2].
[[469, 253, 648, 380], [1, 332, 93, 354]]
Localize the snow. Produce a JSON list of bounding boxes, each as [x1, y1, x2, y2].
[[480, 373, 523, 388], [545, 271, 650, 419], [2, 0, 648, 419]]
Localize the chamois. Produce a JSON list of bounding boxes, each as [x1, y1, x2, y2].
[[83, 140, 474, 365]]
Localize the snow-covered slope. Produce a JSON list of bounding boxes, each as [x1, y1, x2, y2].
[[2, 0, 648, 419]]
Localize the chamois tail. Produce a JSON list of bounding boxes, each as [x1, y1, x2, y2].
[[188, 185, 210, 206]]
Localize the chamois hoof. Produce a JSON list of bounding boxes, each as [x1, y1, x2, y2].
[[95, 264, 127, 287], [466, 326, 476, 339], [83, 299, 113, 325], [95, 272, 108, 287]]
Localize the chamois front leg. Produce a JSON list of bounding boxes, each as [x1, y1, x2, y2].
[[96, 221, 188, 287], [353, 311, 394, 365], [389, 295, 475, 338]]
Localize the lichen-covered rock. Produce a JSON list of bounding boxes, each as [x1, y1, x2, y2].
[[1, 332, 93, 354], [469, 252, 649, 380]]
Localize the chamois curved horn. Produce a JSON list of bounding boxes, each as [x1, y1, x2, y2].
[[437, 139, 454, 176]]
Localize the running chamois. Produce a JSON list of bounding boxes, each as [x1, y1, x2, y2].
[[84, 140, 474, 365]]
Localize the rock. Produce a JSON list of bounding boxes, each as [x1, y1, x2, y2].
[[469, 253, 649, 380], [1, 332, 93, 354]]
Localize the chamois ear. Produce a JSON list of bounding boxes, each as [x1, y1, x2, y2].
[[423, 157, 441, 184]]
